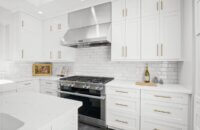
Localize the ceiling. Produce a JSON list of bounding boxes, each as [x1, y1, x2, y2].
[[0, 0, 111, 19]]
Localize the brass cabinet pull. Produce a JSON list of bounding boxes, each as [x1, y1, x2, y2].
[[115, 119, 128, 124], [154, 109, 171, 114], [50, 25, 53, 31], [122, 9, 125, 17], [157, 1, 159, 11], [22, 20, 24, 27], [58, 51, 62, 59], [161, 44, 163, 56], [50, 51, 52, 59], [125, 8, 128, 17], [21, 50, 24, 59], [125, 46, 127, 57], [115, 103, 128, 107], [122, 46, 125, 57], [46, 82, 53, 85], [115, 90, 128, 94], [24, 83, 31, 86], [161, 0, 163, 10], [154, 95, 172, 99], [157, 44, 159, 56]]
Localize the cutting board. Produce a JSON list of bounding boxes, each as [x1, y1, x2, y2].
[[136, 82, 157, 87]]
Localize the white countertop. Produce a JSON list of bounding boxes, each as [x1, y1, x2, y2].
[[106, 80, 192, 94], [5, 76, 61, 82], [0, 92, 82, 130]]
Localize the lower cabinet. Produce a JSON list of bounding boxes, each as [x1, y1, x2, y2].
[[40, 80, 59, 96], [141, 119, 187, 130], [194, 96, 200, 130], [106, 86, 190, 130], [17, 80, 40, 92], [106, 87, 140, 130], [39, 110, 78, 130]]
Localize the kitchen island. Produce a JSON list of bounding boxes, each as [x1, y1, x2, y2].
[[0, 92, 82, 130]]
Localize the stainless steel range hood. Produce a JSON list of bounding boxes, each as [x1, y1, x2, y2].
[[61, 2, 111, 48]]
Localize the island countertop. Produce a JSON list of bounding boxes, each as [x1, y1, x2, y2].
[[0, 92, 82, 130]]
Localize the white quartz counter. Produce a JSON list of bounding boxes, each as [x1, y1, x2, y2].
[[5, 76, 61, 83], [0, 92, 82, 130], [106, 80, 192, 94]]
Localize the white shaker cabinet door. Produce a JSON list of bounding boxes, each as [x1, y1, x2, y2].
[[125, 0, 140, 21], [125, 19, 140, 60], [160, 0, 181, 60], [196, 0, 200, 35], [111, 21, 126, 60], [160, 0, 181, 14], [141, 0, 159, 17], [141, 16, 160, 60], [160, 12, 181, 60], [112, 0, 126, 22]]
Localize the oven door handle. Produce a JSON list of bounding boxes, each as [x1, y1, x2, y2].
[[57, 90, 105, 100]]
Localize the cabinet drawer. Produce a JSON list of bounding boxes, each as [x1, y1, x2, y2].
[[107, 111, 139, 130], [141, 119, 187, 130], [40, 88, 58, 96], [141, 90, 189, 105], [195, 97, 200, 130], [106, 87, 140, 98], [107, 96, 140, 115], [40, 80, 58, 90], [141, 100, 188, 125], [17, 81, 34, 89]]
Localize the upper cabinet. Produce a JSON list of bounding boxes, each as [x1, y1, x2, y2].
[[43, 15, 75, 62], [13, 12, 43, 61], [196, 0, 200, 36], [112, 0, 141, 61], [141, 0, 181, 60], [112, 0, 182, 61]]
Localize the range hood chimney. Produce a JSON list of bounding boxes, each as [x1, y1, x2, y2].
[[61, 2, 111, 48]]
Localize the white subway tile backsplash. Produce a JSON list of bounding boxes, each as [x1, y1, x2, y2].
[[0, 46, 179, 84], [73, 46, 179, 83]]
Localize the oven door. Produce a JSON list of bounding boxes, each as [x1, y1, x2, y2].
[[57, 88, 106, 127]]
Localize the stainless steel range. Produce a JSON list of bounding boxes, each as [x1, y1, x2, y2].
[[58, 76, 114, 127]]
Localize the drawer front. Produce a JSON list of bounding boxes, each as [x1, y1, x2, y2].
[[141, 100, 188, 125], [40, 88, 58, 96], [40, 80, 58, 90], [106, 87, 140, 98], [107, 111, 139, 130], [18, 81, 34, 88], [141, 90, 189, 105], [107, 96, 140, 115], [141, 119, 187, 130], [194, 97, 200, 130], [1, 84, 16, 92]]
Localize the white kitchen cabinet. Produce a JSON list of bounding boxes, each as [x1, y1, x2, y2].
[[111, 0, 140, 61], [112, 0, 126, 22], [17, 80, 40, 93], [141, 0, 181, 60], [141, 119, 187, 130], [196, 0, 200, 35], [43, 15, 75, 62], [141, 16, 160, 60], [0, 84, 17, 96], [106, 86, 140, 130], [194, 97, 200, 130], [141, 90, 189, 129], [111, 21, 125, 60], [40, 80, 59, 96], [13, 12, 43, 61]]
